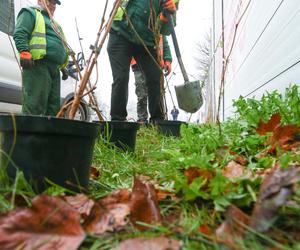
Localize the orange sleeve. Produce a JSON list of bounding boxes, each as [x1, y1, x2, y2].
[[130, 57, 136, 66]]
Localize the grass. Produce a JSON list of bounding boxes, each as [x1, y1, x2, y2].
[[0, 85, 300, 249], [0, 122, 299, 249], [90, 125, 180, 197], [87, 122, 300, 250]]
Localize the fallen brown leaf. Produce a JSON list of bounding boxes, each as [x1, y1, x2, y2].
[[99, 189, 131, 206], [64, 194, 95, 218], [184, 167, 214, 184], [216, 205, 250, 249], [255, 113, 300, 154], [222, 161, 248, 179], [0, 195, 85, 250], [130, 177, 162, 230], [229, 151, 248, 166], [83, 189, 131, 235], [198, 224, 213, 235], [256, 113, 281, 136], [256, 165, 300, 203], [269, 124, 299, 153], [235, 155, 248, 166], [83, 203, 130, 235], [116, 236, 182, 250], [90, 165, 100, 179], [156, 189, 177, 201], [250, 165, 300, 232]]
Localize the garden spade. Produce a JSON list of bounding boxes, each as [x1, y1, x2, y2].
[[166, 12, 203, 113]]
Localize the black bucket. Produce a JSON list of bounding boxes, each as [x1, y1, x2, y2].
[[0, 114, 99, 193], [95, 121, 140, 151], [155, 120, 186, 137]]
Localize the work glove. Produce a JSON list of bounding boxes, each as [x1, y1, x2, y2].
[[20, 51, 34, 69], [61, 68, 69, 80], [163, 61, 172, 75], [162, 0, 176, 13], [159, 0, 176, 23]]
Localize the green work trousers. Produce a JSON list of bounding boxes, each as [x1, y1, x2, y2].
[[22, 60, 61, 116]]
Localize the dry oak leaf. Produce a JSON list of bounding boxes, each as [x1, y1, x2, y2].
[[256, 113, 300, 153], [83, 189, 131, 235], [130, 176, 162, 230], [268, 124, 299, 153], [98, 188, 131, 206], [115, 236, 182, 250], [64, 194, 95, 218], [83, 203, 130, 235], [256, 113, 281, 136], [0, 195, 85, 250]]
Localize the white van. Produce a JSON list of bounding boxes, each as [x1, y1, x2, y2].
[[0, 0, 91, 121]]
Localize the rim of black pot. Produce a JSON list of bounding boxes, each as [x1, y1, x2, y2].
[[0, 114, 99, 137], [93, 120, 140, 130], [155, 120, 186, 126]]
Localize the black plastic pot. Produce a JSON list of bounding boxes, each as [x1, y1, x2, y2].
[[155, 120, 186, 137], [0, 114, 99, 193], [95, 121, 140, 151]]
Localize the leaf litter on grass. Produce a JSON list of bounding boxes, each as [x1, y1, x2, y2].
[[0, 85, 300, 250]]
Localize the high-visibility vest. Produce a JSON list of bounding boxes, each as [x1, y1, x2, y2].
[[29, 9, 46, 60], [114, 0, 130, 21], [114, 0, 180, 21], [27, 8, 68, 68]]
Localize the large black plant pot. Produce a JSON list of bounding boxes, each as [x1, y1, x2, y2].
[[155, 120, 186, 137], [0, 114, 99, 193], [95, 121, 140, 151]]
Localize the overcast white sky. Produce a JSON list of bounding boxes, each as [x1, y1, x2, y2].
[[55, 0, 212, 121]]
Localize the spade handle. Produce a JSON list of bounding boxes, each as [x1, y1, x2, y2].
[[165, 12, 189, 84]]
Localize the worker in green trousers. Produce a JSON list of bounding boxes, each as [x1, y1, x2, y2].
[[13, 0, 69, 116]]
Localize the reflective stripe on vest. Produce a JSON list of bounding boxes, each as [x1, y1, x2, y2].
[[114, 0, 130, 21], [29, 9, 46, 60]]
